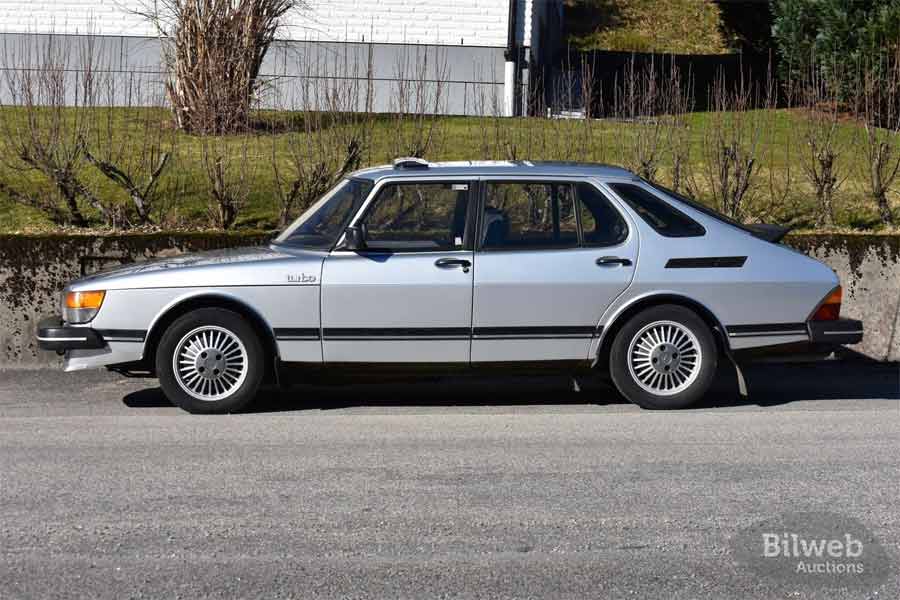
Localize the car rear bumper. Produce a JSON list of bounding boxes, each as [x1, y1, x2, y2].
[[36, 316, 105, 353], [733, 318, 864, 362], [807, 318, 864, 346]]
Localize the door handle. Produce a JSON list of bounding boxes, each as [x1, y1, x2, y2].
[[596, 256, 632, 267], [435, 258, 471, 272]]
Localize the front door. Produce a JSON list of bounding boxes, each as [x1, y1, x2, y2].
[[321, 179, 475, 363], [471, 179, 638, 363]]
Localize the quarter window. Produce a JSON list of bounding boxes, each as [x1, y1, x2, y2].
[[577, 183, 628, 246], [360, 182, 470, 251], [481, 182, 578, 250], [609, 183, 705, 237]]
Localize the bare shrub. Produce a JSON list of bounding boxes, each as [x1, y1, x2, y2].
[[201, 129, 257, 229], [138, 0, 305, 135], [694, 72, 773, 221], [854, 52, 900, 226], [469, 62, 506, 160], [81, 74, 176, 225], [388, 46, 448, 159], [270, 44, 374, 227], [796, 58, 846, 227], [0, 33, 110, 226], [613, 58, 668, 182], [662, 63, 694, 193]]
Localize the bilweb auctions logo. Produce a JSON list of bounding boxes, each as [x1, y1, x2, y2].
[[731, 512, 893, 591], [761, 531, 864, 574]]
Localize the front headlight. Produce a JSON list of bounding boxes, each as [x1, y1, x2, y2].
[[62, 290, 105, 324]]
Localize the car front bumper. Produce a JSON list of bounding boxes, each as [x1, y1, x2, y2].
[[36, 316, 105, 353]]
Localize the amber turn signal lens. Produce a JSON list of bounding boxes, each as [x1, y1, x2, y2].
[[811, 287, 841, 321], [65, 290, 105, 310]]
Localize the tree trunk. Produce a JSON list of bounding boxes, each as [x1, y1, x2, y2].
[[876, 188, 894, 225]]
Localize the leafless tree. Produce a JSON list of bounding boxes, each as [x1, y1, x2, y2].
[[81, 73, 176, 225], [138, 0, 305, 134], [854, 51, 900, 226], [270, 43, 374, 227], [0, 33, 111, 226]]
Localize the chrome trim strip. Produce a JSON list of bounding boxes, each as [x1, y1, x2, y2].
[[728, 331, 807, 338]]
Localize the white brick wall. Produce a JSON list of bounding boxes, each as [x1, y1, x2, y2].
[[0, 0, 153, 36], [0, 0, 535, 47]]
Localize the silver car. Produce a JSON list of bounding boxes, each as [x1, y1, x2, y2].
[[37, 160, 863, 413]]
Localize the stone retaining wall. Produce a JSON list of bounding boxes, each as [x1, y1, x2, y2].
[[1, 233, 898, 365]]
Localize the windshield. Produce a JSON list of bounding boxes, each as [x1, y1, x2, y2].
[[274, 178, 374, 249]]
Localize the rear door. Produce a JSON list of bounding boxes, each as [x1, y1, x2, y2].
[[321, 178, 476, 363], [471, 178, 638, 363]]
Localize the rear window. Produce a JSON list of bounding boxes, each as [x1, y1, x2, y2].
[[608, 183, 705, 238], [648, 181, 759, 236]]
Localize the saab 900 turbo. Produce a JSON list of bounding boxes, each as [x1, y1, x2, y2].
[[37, 159, 863, 413]]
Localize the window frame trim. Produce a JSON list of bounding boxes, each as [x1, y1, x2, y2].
[[604, 180, 707, 238], [474, 176, 631, 252], [337, 176, 478, 255]]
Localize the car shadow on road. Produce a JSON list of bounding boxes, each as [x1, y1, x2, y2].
[[122, 361, 899, 413]]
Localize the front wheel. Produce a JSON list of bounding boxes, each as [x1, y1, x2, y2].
[[156, 308, 265, 414], [609, 305, 717, 409]]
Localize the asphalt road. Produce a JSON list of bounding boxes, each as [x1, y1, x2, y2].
[[1, 363, 898, 599]]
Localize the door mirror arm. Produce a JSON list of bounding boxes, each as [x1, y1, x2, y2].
[[338, 225, 367, 251]]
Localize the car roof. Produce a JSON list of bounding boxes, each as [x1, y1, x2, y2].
[[351, 160, 637, 182]]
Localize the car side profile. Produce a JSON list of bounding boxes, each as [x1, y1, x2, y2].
[[37, 160, 863, 413]]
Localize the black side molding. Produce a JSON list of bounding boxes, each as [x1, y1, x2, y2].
[[277, 326, 606, 341], [94, 329, 146, 342], [726, 323, 808, 337], [274, 328, 322, 340], [473, 326, 599, 338], [322, 327, 470, 340], [666, 256, 747, 269]]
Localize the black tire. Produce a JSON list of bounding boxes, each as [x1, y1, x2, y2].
[[156, 308, 265, 414], [609, 304, 717, 409]]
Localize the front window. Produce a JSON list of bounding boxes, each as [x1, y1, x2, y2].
[[274, 178, 374, 249], [357, 181, 472, 252]]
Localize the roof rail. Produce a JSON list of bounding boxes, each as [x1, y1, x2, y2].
[[392, 157, 429, 169]]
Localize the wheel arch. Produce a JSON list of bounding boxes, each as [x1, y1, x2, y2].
[[595, 293, 730, 368], [142, 292, 281, 379]]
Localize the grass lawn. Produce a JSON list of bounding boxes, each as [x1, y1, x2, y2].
[[564, 0, 730, 54], [0, 106, 895, 233]]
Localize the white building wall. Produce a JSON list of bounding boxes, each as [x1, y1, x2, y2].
[[0, 0, 535, 47], [0, 0, 153, 36]]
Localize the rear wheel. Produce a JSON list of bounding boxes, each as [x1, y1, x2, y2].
[[609, 304, 717, 409], [156, 308, 264, 414]]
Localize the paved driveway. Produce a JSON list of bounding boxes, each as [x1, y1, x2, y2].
[[1, 363, 897, 599]]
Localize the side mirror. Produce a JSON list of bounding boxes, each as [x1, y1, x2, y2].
[[339, 225, 367, 251]]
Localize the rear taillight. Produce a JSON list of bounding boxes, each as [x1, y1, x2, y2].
[[811, 287, 842, 321]]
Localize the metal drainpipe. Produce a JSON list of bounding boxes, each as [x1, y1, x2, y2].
[[503, 0, 518, 117]]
